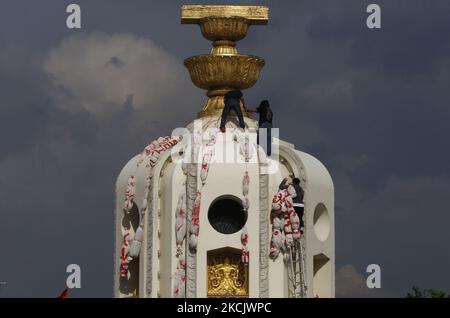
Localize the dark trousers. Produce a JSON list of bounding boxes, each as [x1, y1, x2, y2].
[[294, 206, 305, 229], [257, 122, 272, 156], [220, 99, 245, 129]]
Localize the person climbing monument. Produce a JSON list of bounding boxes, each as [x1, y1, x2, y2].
[[279, 176, 305, 230], [220, 89, 246, 133], [248, 100, 273, 156]]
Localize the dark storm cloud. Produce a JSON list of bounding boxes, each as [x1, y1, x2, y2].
[[1, 0, 449, 297], [105, 56, 125, 68]]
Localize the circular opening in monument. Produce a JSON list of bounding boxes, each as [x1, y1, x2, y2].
[[313, 203, 330, 242], [208, 195, 247, 235]]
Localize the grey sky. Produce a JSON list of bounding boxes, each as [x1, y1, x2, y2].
[[1, 0, 450, 297]]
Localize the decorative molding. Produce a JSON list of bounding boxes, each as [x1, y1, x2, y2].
[[186, 161, 198, 297], [146, 179, 154, 297], [181, 5, 269, 25], [185, 127, 201, 297], [258, 152, 269, 297], [113, 185, 119, 297]]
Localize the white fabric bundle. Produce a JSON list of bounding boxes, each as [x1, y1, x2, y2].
[[207, 129, 218, 147], [287, 184, 297, 198], [242, 196, 250, 211], [285, 194, 294, 209], [127, 176, 136, 193], [272, 201, 282, 213], [283, 212, 294, 247], [272, 228, 284, 251], [285, 233, 294, 248], [123, 176, 136, 212], [120, 231, 131, 277], [140, 135, 182, 168], [189, 234, 198, 251], [269, 228, 284, 260], [201, 131, 215, 167], [290, 210, 300, 230], [271, 190, 285, 212], [245, 140, 255, 161], [289, 210, 301, 240], [280, 231, 287, 253], [273, 216, 283, 230], [242, 138, 249, 162], [270, 245, 279, 260], [189, 192, 201, 250], [242, 246, 249, 265], [144, 144, 153, 155], [175, 189, 187, 249], [126, 176, 136, 198], [239, 168, 250, 258], [190, 192, 201, 235], [242, 171, 250, 196], [148, 153, 160, 168], [292, 228, 301, 240], [269, 180, 306, 260], [141, 197, 148, 212], [173, 259, 186, 298], [120, 175, 137, 277], [150, 140, 159, 149], [235, 131, 253, 162], [167, 136, 181, 150], [129, 226, 143, 258], [277, 189, 286, 201], [138, 141, 156, 167], [204, 145, 216, 160], [241, 227, 249, 265], [133, 226, 144, 242], [148, 140, 161, 159], [161, 138, 172, 151], [283, 212, 293, 234], [200, 152, 213, 185]]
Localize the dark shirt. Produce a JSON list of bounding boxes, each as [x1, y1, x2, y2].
[[256, 104, 273, 125], [279, 180, 304, 204], [224, 90, 243, 103]]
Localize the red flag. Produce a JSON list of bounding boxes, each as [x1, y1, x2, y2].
[[58, 287, 69, 298]]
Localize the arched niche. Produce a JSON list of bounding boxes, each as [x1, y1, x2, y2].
[[207, 247, 249, 298], [313, 253, 331, 298], [119, 201, 140, 297]]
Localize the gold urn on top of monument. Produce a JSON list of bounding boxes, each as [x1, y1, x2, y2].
[[181, 5, 269, 118]]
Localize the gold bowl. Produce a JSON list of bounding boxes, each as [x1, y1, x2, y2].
[[199, 17, 250, 42], [184, 54, 265, 90]]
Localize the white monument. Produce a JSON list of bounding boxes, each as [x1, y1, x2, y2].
[[114, 5, 335, 298]]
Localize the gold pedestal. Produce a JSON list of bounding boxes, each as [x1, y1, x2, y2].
[[181, 5, 269, 118]]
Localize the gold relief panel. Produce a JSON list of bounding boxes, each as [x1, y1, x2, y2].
[[207, 248, 249, 298]]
